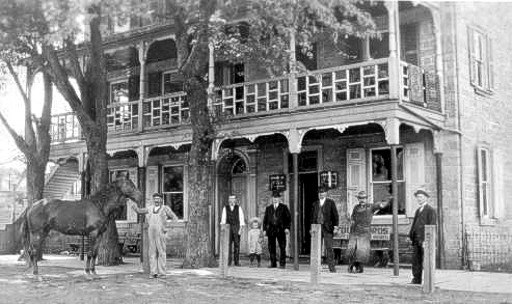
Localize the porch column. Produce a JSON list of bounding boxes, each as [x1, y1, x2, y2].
[[288, 128, 302, 270], [247, 148, 258, 219], [385, 1, 401, 100], [432, 11, 446, 114], [289, 30, 298, 109], [138, 41, 148, 132], [208, 42, 215, 109], [384, 117, 400, 276], [78, 153, 89, 261], [136, 146, 150, 272]]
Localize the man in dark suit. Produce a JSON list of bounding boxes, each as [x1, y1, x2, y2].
[[263, 190, 291, 268], [310, 186, 339, 273], [408, 188, 437, 284]]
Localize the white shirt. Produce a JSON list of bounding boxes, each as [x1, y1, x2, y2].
[[220, 204, 246, 226], [320, 198, 326, 207]]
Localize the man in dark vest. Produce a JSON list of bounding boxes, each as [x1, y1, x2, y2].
[[310, 186, 339, 273], [220, 194, 246, 266], [408, 188, 437, 284], [263, 190, 291, 269]]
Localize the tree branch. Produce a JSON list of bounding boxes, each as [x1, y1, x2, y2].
[[4, 60, 36, 148], [44, 45, 92, 128], [65, 38, 87, 94], [0, 111, 31, 156]]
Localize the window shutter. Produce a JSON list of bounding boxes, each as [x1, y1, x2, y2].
[[128, 76, 140, 101], [492, 150, 504, 219], [147, 72, 162, 98], [146, 166, 159, 205], [468, 27, 476, 85], [405, 143, 425, 217], [477, 147, 487, 219], [126, 168, 138, 222], [346, 148, 366, 217], [487, 36, 494, 90]]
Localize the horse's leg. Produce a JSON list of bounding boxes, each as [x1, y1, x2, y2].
[[84, 236, 92, 275], [29, 232, 39, 275], [90, 236, 99, 276]]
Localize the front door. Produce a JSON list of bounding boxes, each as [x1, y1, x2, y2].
[[299, 172, 318, 255]]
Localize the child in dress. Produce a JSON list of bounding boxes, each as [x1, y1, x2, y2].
[[248, 217, 263, 267]]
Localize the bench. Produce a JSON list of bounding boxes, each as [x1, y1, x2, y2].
[[332, 225, 391, 267]]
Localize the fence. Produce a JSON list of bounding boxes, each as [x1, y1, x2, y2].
[[465, 225, 512, 272]]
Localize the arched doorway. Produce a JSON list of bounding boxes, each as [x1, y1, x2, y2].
[[217, 152, 249, 253]]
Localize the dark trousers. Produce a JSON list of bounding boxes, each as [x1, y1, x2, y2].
[[228, 229, 240, 265], [268, 231, 286, 267], [412, 243, 424, 283], [322, 231, 335, 270]]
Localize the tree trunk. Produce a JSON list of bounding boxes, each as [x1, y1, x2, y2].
[[86, 129, 122, 265], [182, 76, 217, 268]]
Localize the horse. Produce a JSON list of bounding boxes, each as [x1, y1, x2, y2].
[[21, 178, 144, 275]]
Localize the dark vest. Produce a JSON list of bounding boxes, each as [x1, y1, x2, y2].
[[226, 205, 240, 231]]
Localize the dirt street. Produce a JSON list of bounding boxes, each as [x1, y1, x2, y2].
[[0, 259, 511, 304]]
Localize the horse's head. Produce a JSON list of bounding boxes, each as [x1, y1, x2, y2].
[[114, 178, 144, 207]]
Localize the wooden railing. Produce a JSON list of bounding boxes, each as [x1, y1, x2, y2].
[[51, 59, 440, 143]]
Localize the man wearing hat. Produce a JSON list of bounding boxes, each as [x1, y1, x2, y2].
[[346, 190, 389, 273], [263, 190, 291, 268], [408, 188, 437, 284], [220, 194, 246, 266], [132, 193, 178, 278], [310, 186, 339, 273]]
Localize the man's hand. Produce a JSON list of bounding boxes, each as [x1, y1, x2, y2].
[[263, 230, 267, 236], [285, 229, 290, 235]]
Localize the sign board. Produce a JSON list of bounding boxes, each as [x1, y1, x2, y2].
[[269, 174, 286, 191], [333, 224, 391, 240]]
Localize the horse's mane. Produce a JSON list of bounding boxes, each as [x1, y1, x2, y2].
[[88, 183, 124, 207]]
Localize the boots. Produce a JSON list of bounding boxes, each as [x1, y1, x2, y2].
[[249, 254, 255, 267], [256, 254, 261, 267]]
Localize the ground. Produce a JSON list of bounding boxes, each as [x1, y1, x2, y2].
[[0, 256, 511, 304]]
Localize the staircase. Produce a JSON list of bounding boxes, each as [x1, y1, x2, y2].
[[43, 160, 80, 200]]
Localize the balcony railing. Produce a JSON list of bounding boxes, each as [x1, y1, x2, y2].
[[50, 113, 81, 143], [51, 58, 440, 143]]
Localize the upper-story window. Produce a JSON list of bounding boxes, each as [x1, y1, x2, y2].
[[163, 71, 184, 95], [468, 27, 494, 93], [110, 80, 129, 104]]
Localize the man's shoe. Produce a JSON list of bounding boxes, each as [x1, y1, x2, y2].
[[408, 280, 421, 285], [268, 265, 277, 268], [279, 265, 286, 269], [149, 274, 157, 279], [234, 263, 241, 267]]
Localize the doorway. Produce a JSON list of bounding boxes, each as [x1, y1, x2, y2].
[[299, 172, 318, 255]]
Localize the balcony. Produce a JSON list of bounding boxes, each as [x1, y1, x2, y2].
[[50, 58, 440, 143]]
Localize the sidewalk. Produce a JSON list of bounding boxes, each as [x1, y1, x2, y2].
[[1, 254, 511, 295]]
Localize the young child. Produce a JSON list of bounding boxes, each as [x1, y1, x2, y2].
[[248, 217, 263, 267]]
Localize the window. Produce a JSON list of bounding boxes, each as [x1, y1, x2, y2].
[[371, 148, 406, 215], [163, 71, 184, 95], [214, 62, 245, 86], [162, 166, 184, 219], [468, 27, 494, 92], [478, 147, 491, 218], [110, 80, 129, 104]]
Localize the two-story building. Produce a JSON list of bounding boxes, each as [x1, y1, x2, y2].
[[45, 1, 512, 271]]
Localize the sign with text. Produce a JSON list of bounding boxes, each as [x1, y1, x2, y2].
[[333, 225, 391, 240], [269, 174, 286, 191]]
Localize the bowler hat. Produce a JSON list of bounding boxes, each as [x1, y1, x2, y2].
[[356, 191, 368, 199], [271, 190, 281, 198], [152, 193, 163, 199], [318, 186, 328, 193], [414, 189, 430, 197]]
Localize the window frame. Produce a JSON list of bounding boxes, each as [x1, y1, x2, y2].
[[161, 164, 186, 220], [477, 146, 493, 223], [468, 26, 494, 94], [109, 79, 130, 105], [369, 146, 406, 217], [162, 70, 184, 95]]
